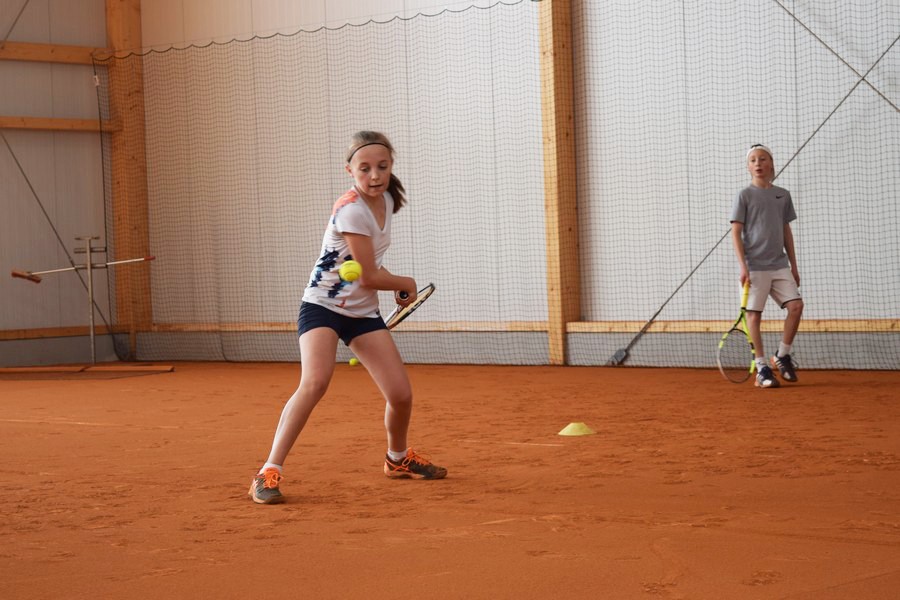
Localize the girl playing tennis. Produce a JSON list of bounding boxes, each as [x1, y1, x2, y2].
[[249, 131, 447, 504]]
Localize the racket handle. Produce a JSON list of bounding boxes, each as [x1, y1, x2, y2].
[[399, 291, 409, 300], [11, 270, 42, 283]]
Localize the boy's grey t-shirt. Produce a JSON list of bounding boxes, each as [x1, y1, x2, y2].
[[730, 184, 796, 271]]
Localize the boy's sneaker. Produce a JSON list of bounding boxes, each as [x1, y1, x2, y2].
[[384, 449, 447, 480], [755, 364, 781, 388], [772, 353, 798, 382], [248, 468, 285, 504]]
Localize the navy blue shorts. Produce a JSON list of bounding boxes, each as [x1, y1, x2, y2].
[[297, 301, 387, 346]]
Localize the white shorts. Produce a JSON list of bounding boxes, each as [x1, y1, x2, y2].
[[747, 268, 801, 312]]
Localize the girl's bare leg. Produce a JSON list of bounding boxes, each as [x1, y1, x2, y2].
[[350, 329, 412, 453], [265, 328, 339, 466]]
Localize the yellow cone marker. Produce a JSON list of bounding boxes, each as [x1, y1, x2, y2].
[[558, 422, 596, 436]]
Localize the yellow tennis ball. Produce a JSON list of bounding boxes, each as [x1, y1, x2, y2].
[[349, 357, 359, 366], [339, 260, 362, 282]]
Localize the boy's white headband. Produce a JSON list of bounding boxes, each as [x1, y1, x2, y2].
[[747, 144, 773, 160]]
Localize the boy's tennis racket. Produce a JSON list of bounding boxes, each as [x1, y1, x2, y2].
[[384, 283, 435, 330], [716, 282, 756, 383]]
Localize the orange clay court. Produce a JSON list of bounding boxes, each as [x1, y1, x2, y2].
[[1, 362, 899, 599]]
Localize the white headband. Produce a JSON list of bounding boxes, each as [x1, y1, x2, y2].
[[747, 144, 773, 160]]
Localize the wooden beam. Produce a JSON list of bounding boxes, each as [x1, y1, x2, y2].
[[149, 321, 550, 334], [0, 364, 173, 373], [0, 325, 127, 341], [147, 317, 900, 336], [106, 0, 150, 359], [0, 116, 104, 132], [373, 321, 548, 333], [0, 41, 110, 65], [797, 319, 898, 333], [106, 0, 143, 55], [3, 319, 895, 341], [539, 0, 579, 365], [152, 323, 296, 333], [566, 319, 900, 334]]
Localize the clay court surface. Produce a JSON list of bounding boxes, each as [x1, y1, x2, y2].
[[1, 362, 898, 599]]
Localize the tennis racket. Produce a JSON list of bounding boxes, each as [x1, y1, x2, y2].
[[716, 282, 756, 383], [384, 283, 435, 330]]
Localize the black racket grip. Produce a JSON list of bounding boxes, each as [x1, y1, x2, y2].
[[399, 291, 409, 300]]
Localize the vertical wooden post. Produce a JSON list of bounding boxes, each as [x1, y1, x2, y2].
[[539, 0, 579, 365], [105, 0, 150, 358]]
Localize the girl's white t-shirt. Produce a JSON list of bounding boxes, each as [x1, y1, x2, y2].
[[301, 188, 393, 318]]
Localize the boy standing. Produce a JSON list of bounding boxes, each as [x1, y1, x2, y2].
[[730, 144, 804, 388]]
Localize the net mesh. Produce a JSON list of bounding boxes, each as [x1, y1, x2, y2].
[[571, 0, 899, 369], [93, 0, 899, 368]]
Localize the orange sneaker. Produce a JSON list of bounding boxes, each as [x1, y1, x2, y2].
[[248, 468, 285, 504], [384, 449, 447, 480]]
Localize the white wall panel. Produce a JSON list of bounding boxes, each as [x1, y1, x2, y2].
[[2, 130, 63, 329], [50, 64, 99, 118], [401, 0, 494, 19], [1, 130, 108, 331], [138, 0, 496, 49], [48, 0, 106, 46], [52, 131, 110, 326], [0, 0, 109, 344], [141, 0, 185, 50], [0, 61, 52, 115], [182, 0, 252, 43], [1, 0, 104, 45], [0, 64, 96, 119], [0, 0, 49, 43], [249, 0, 324, 36], [324, 0, 404, 26]]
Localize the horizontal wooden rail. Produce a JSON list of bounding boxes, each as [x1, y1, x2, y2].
[[149, 322, 549, 333], [152, 323, 295, 333], [0, 325, 127, 341], [151, 319, 897, 334], [0, 116, 109, 132], [0, 41, 110, 65], [568, 321, 747, 334], [2, 319, 896, 341], [566, 319, 899, 334]]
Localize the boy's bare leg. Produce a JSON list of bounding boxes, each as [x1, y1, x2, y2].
[[771, 299, 804, 383], [781, 299, 804, 346], [747, 310, 779, 387], [746, 310, 765, 358]]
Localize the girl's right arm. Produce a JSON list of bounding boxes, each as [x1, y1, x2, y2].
[[344, 232, 416, 299], [378, 266, 417, 305]]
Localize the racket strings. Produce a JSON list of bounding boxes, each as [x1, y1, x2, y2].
[[718, 332, 750, 366], [717, 329, 755, 383]]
